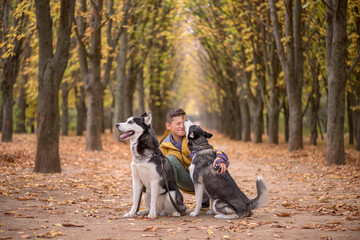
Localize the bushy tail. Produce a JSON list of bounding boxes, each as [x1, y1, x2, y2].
[[248, 176, 268, 210]]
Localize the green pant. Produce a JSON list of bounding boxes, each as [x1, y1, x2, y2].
[[166, 155, 209, 199]]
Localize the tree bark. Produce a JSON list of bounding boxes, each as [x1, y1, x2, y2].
[[114, 27, 128, 139], [137, 68, 145, 114], [61, 82, 69, 136], [124, 59, 137, 117], [240, 97, 251, 142], [75, 85, 86, 136], [347, 92, 354, 145], [34, 0, 75, 173], [325, 0, 348, 165], [310, 74, 321, 146], [15, 39, 31, 133]]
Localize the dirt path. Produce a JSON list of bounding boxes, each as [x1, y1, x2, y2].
[[1, 133, 359, 240]]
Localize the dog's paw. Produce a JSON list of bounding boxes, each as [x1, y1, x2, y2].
[[172, 211, 181, 217], [124, 212, 135, 218], [206, 209, 214, 215], [189, 211, 198, 217], [147, 213, 157, 219], [137, 210, 149, 216]]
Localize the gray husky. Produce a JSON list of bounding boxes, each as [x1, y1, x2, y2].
[[184, 120, 268, 219], [116, 112, 186, 218]]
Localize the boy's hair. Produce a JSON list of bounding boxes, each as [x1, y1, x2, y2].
[[166, 108, 186, 123]]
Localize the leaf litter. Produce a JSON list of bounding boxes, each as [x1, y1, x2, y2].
[[0, 132, 359, 239]]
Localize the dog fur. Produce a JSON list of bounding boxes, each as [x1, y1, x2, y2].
[[116, 112, 186, 218], [184, 120, 268, 219]]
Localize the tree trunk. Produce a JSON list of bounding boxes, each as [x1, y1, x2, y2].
[[124, 60, 137, 118], [310, 78, 320, 146], [325, 0, 347, 165], [1, 80, 14, 142], [137, 68, 145, 114], [268, 106, 279, 144], [84, 0, 104, 151], [85, 80, 103, 150], [268, 0, 303, 151], [355, 108, 360, 151], [0, 105, 2, 133], [284, 102, 289, 143], [347, 92, 354, 145], [75, 86, 86, 136], [1, 0, 26, 141], [309, 54, 321, 146], [16, 77, 27, 133], [114, 28, 128, 139], [61, 82, 69, 136], [240, 97, 251, 142], [15, 39, 31, 133], [253, 101, 263, 143], [34, 0, 75, 173]]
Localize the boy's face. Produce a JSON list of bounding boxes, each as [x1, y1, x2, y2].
[[166, 115, 187, 138]]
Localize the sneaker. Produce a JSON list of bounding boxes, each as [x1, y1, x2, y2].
[[201, 198, 210, 209]]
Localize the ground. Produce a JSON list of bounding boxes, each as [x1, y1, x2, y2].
[[0, 132, 359, 240]]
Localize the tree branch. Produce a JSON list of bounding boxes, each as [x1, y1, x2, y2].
[[347, 51, 360, 78], [73, 17, 91, 59]]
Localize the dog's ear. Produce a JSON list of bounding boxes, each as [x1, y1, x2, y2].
[[144, 112, 152, 125], [140, 112, 148, 118], [204, 131, 213, 139]]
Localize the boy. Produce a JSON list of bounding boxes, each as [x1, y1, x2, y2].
[[159, 108, 229, 208]]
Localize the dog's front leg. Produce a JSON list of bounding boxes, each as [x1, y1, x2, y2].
[[124, 173, 142, 218], [190, 183, 205, 217], [148, 180, 160, 218]]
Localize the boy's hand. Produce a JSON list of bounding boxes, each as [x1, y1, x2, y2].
[[213, 158, 227, 174]]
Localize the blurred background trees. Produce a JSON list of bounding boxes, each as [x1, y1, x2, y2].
[[1, 0, 359, 172]]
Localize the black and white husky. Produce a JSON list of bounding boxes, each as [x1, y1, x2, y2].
[[116, 112, 186, 218], [184, 120, 268, 219]]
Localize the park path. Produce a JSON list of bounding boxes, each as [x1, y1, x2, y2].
[[0, 132, 359, 239]]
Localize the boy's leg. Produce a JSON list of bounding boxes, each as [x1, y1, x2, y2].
[[166, 155, 209, 201], [166, 155, 195, 192]]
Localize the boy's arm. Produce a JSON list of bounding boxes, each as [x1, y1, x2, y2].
[[213, 148, 229, 174], [214, 149, 229, 167]]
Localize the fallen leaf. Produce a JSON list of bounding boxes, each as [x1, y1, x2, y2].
[[274, 212, 292, 217], [207, 228, 214, 235], [36, 230, 65, 238], [301, 223, 317, 229], [62, 223, 84, 227], [141, 234, 157, 237], [326, 220, 340, 225], [143, 226, 157, 232], [19, 235, 31, 239], [0, 236, 12, 240]]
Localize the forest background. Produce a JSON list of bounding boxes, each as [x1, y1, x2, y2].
[[1, 0, 360, 173]]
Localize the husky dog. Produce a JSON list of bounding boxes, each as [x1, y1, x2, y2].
[[116, 112, 186, 218], [184, 120, 268, 219]]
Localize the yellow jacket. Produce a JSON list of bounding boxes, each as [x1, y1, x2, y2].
[[159, 129, 192, 170]]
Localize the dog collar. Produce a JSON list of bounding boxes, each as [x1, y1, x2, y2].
[[188, 148, 213, 159]]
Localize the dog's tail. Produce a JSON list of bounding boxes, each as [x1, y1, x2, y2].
[[248, 176, 268, 210]]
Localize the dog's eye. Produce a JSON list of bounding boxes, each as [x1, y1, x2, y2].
[[128, 120, 134, 124]]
